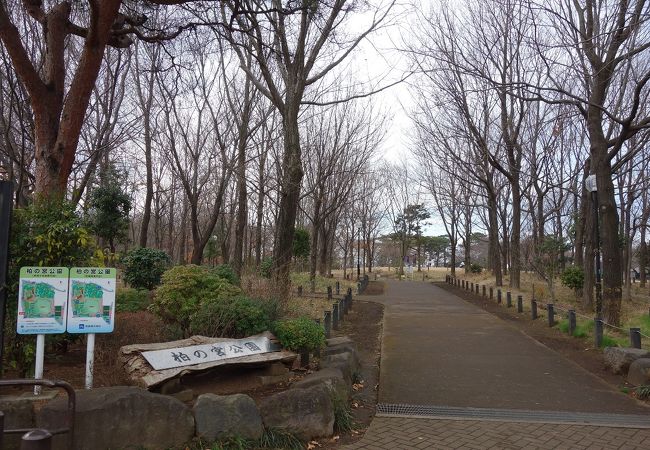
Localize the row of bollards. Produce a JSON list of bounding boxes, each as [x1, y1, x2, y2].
[[446, 276, 645, 350]]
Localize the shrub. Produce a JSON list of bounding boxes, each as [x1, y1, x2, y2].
[[7, 198, 95, 376], [150, 265, 242, 336], [210, 263, 239, 286], [116, 288, 151, 312], [189, 296, 272, 338], [273, 317, 325, 352], [561, 266, 584, 292], [469, 263, 483, 274], [260, 257, 273, 278], [122, 247, 171, 290]]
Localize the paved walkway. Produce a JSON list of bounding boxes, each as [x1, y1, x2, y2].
[[344, 280, 650, 449]]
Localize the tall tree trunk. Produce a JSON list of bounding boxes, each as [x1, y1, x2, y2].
[[272, 103, 304, 299]]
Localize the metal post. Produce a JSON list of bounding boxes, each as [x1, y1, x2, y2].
[[497, 289, 502, 304], [630, 328, 642, 349], [0, 181, 13, 375], [85, 333, 95, 389], [327, 286, 332, 300], [489, 287, 493, 300], [300, 349, 309, 367], [338, 300, 344, 322], [547, 304, 555, 327], [357, 226, 361, 280], [34, 334, 45, 395], [313, 319, 321, 357], [506, 291, 512, 308], [568, 310, 576, 336], [475, 284, 479, 294], [517, 295, 523, 313], [482, 285, 486, 297], [336, 281, 340, 295], [531, 300, 538, 320], [324, 311, 332, 338], [20, 429, 53, 450], [357, 282, 361, 295], [592, 190, 603, 319], [594, 318, 603, 348], [332, 304, 339, 330]]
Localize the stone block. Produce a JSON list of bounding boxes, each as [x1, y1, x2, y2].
[[37, 386, 194, 450], [0, 398, 34, 450], [603, 347, 650, 374], [194, 393, 263, 442], [259, 385, 334, 441], [293, 367, 350, 401], [627, 358, 650, 386]]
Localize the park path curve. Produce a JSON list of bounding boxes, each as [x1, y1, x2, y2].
[[344, 279, 650, 450]]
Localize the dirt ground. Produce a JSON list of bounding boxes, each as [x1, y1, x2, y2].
[[435, 281, 640, 394]]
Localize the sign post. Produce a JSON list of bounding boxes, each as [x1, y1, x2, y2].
[[67, 267, 116, 389], [17, 267, 69, 394]]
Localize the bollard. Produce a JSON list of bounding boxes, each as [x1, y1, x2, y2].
[[517, 295, 523, 313], [531, 299, 538, 320], [470, 282, 474, 292], [310, 279, 316, 293], [475, 284, 479, 294], [547, 304, 555, 326], [314, 319, 321, 357], [332, 304, 340, 330], [506, 291, 512, 308], [297, 285, 303, 296], [497, 289, 502, 304], [336, 281, 340, 295], [347, 293, 353, 312], [482, 285, 486, 297], [489, 287, 493, 300], [594, 318, 603, 348], [324, 311, 332, 338], [20, 429, 53, 450], [357, 283, 361, 295], [568, 310, 576, 336], [327, 286, 332, 300], [630, 327, 642, 349], [338, 300, 344, 322]]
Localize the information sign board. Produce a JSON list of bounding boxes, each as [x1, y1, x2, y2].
[[17, 267, 69, 334], [67, 267, 116, 333], [142, 336, 271, 371]]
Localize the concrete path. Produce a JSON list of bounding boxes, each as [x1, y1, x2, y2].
[[344, 279, 650, 449]]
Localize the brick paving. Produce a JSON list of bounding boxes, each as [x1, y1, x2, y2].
[[343, 280, 650, 449], [344, 416, 650, 449]]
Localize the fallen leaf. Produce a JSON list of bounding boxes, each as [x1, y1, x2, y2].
[[307, 441, 322, 449], [331, 435, 340, 442]]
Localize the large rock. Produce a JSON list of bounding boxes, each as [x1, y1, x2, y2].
[[321, 350, 359, 383], [37, 386, 194, 450], [259, 385, 334, 441], [603, 347, 650, 374], [627, 358, 650, 386], [293, 367, 350, 401], [194, 393, 263, 441], [0, 398, 34, 450]]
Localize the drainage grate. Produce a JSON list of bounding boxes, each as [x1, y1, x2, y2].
[[376, 404, 650, 428]]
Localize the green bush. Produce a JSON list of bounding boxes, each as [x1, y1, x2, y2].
[[116, 288, 151, 312], [150, 265, 242, 336], [210, 264, 239, 286], [273, 317, 325, 352], [469, 263, 483, 274], [561, 266, 584, 292], [122, 247, 171, 290], [260, 257, 273, 278], [189, 296, 271, 338]]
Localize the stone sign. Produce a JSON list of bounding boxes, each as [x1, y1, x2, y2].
[[142, 336, 271, 370]]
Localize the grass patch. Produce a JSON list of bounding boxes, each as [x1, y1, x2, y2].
[[600, 333, 626, 348], [635, 385, 650, 400], [332, 394, 354, 433], [257, 428, 303, 450], [291, 273, 355, 294]]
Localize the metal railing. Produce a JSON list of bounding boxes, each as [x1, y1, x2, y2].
[[0, 379, 75, 450]]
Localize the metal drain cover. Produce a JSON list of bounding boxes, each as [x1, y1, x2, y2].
[[376, 404, 650, 428]]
